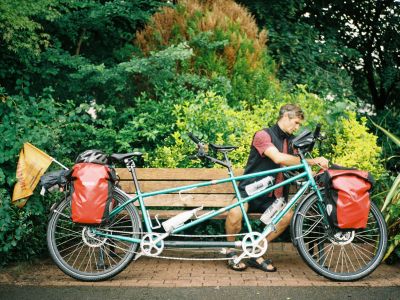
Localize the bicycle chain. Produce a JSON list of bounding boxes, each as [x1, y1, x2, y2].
[[91, 230, 249, 261], [97, 228, 246, 238]]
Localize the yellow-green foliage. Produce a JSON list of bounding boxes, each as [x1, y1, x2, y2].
[[148, 91, 384, 176], [148, 89, 330, 168], [149, 91, 259, 168], [135, 0, 280, 105], [331, 111, 385, 179]]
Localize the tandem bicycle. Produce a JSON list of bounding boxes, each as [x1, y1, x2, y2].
[[45, 126, 387, 282]]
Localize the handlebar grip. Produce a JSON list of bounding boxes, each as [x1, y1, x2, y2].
[[188, 132, 201, 144], [314, 124, 321, 139]]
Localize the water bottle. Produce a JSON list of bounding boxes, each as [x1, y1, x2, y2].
[[260, 197, 285, 225], [162, 206, 203, 232], [245, 176, 274, 196]]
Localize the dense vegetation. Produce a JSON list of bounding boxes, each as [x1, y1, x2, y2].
[[0, 0, 398, 265]]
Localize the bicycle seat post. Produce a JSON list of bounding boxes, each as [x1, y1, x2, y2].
[[222, 151, 233, 172], [125, 158, 142, 194]]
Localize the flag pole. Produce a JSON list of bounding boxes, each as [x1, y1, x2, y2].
[[51, 158, 69, 170]]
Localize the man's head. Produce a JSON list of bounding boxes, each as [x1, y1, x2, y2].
[[277, 104, 304, 135]]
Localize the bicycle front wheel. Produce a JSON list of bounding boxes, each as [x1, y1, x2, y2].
[[294, 193, 387, 281], [47, 191, 141, 281]]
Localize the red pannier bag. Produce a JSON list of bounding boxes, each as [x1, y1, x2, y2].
[[323, 165, 374, 229], [70, 163, 116, 225]]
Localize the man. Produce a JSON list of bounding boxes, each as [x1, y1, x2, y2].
[[225, 104, 329, 271]]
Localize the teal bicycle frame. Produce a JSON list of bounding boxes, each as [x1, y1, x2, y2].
[[95, 150, 325, 249]]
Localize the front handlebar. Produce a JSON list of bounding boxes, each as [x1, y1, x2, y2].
[[314, 124, 321, 139]]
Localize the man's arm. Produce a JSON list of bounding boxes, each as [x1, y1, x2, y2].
[[264, 146, 329, 169]]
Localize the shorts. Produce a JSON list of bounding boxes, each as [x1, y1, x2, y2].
[[240, 191, 275, 213]]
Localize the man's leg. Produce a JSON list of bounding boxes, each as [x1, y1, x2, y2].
[[266, 210, 294, 242], [249, 206, 294, 271], [225, 198, 248, 270], [225, 199, 248, 242]]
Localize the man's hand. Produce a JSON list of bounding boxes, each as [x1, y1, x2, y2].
[[308, 157, 329, 169]]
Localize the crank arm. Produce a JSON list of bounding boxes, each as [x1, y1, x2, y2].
[[233, 251, 248, 264]]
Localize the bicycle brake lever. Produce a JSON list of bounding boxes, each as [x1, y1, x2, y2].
[[318, 132, 327, 141]]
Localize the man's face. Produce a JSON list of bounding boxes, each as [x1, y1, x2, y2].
[[281, 113, 303, 134]]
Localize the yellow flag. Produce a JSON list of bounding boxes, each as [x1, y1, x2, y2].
[[12, 143, 53, 207]]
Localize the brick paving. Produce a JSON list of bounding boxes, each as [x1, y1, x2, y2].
[[1, 243, 399, 288]]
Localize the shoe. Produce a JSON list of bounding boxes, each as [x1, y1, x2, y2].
[[226, 252, 247, 271], [247, 257, 277, 272]]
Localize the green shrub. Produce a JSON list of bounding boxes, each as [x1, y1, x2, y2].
[[135, 0, 280, 106], [0, 89, 122, 265], [147, 89, 384, 182], [147, 88, 331, 168], [331, 111, 385, 179], [0, 90, 66, 265]]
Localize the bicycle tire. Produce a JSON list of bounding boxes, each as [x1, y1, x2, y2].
[[293, 192, 387, 281], [47, 189, 141, 281]]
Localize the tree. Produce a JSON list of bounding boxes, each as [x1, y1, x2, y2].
[[0, 0, 58, 91], [305, 0, 400, 110], [237, 1, 356, 100], [239, 0, 400, 111], [0, 0, 165, 103], [134, 0, 280, 106]]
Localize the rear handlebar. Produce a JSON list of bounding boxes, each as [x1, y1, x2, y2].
[[188, 132, 202, 144]]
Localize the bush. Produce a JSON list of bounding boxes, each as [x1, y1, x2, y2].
[[148, 88, 330, 168], [0, 89, 122, 265], [135, 0, 280, 106], [0, 89, 66, 265], [330, 111, 385, 179], [147, 89, 385, 181]]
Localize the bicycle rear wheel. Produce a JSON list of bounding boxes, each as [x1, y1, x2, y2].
[[47, 190, 141, 281], [294, 193, 387, 281]]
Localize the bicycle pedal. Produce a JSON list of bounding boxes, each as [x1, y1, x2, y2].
[[220, 248, 228, 255]]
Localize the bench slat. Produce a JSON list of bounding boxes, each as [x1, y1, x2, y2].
[[129, 194, 234, 207], [119, 180, 237, 194], [139, 209, 262, 220], [116, 168, 243, 180], [116, 168, 297, 221]]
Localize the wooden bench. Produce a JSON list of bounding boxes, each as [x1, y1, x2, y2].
[[116, 167, 265, 220]]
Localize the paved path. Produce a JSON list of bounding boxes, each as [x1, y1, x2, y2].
[[1, 243, 399, 288]]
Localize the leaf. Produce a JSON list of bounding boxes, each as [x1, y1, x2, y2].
[[381, 173, 400, 213], [370, 119, 400, 147]]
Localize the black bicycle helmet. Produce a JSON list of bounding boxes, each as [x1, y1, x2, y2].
[[75, 149, 108, 165]]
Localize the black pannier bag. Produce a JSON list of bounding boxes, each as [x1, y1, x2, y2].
[[322, 165, 374, 229], [40, 169, 69, 194], [70, 162, 117, 225]]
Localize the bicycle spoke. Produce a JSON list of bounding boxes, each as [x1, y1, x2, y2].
[[70, 242, 86, 269], [309, 238, 330, 261], [294, 194, 386, 281], [59, 239, 85, 256], [354, 235, 379, 249], [350, 243, 363, 269], [344, 249, 356, 272], [47, 193, 141, 281], [303, 234, 328, 246], [57, 237, 79, 252], [350, 243, 368, 267], [351, 242, 375, 259], [321, 243, 334, 268]]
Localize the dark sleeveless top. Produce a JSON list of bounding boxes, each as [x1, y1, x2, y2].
[[238, 124, 294, 199]]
